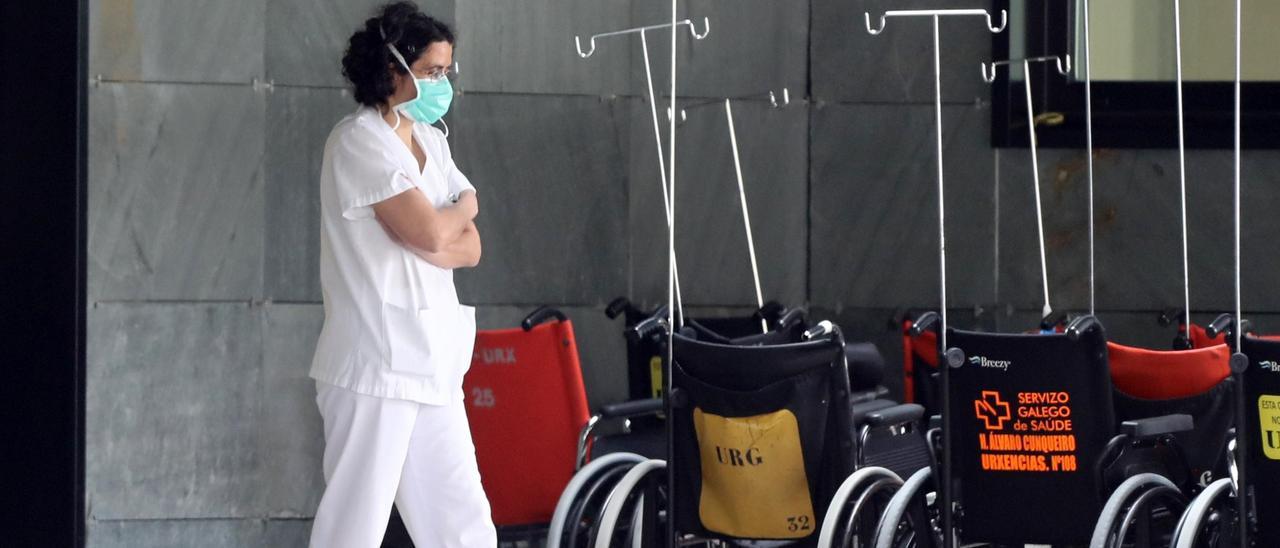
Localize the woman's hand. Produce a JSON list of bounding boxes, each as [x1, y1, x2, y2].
[[452, 190, 479, 220]]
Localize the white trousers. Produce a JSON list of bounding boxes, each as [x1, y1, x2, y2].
[[309, 382, 497, 548]]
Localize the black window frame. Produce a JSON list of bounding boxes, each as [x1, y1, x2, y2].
[[991, 0, 1280, 149]]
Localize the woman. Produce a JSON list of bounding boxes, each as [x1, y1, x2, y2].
[[308, 3, 494, 546]]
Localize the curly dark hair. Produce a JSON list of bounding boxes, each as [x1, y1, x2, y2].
[[341, 2, 456, 107]]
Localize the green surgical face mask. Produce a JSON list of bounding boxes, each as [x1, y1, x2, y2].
[[387, 44, 453, 126]]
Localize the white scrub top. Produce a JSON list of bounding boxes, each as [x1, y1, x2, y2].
[[310, 107, 477, 406]]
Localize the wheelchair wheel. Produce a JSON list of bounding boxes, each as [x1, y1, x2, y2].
[[593, 459, 667, 548], [818, 467, 904, 548], [872, 467, 939, 548], [548, 452, 647, 548], [586, 471, 655, 548], [1172, 478, 1237, 548], [1089, 473, 1185, 548]]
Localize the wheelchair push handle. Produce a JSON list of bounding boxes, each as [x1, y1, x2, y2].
[[776, 307, 808, 330], [521, 306, 568, 331], [605, 297, 632, 320], [1065, 315, 1103, 341], [908, 311, 940, 337], [628, 308, 670, 342], [1040, 311, 1068, 332], [1157, 308, 1185, 327], [804, 320, 839, 340], [1204, 313, 1234, 339]]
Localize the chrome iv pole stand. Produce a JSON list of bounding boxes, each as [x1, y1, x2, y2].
[[574, 17, 711, 325], [982, 55, 1072, 323], [865, 9, 1006, 548], [1229, 0, 1250, 544], [679, 89, 792, 334], [1173, 0, 1192, 327], [1082, 0, 1097, 316]]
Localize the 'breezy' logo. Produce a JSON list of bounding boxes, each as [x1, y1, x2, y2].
[[969, 355, 1012, 371], [1261, 360, 1280, 373]]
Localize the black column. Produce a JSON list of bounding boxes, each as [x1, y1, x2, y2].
[[0, 0, 87, 545]]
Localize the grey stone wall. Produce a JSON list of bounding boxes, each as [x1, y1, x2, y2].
[[86, 0, 1280, 545]]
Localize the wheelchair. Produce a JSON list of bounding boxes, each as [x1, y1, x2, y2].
[[870, 316, 1220, 548], [556, 320, 933, 547], [1168, 327, 1278, 548], [1091, 323, 1237, 547], [541, 302, 820, 548]]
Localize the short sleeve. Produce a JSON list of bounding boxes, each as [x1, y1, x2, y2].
[[329, 123, 415, 220]]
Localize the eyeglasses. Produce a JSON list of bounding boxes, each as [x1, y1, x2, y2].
[[387, 43, 459, 84], [417, 65, 456, 83]]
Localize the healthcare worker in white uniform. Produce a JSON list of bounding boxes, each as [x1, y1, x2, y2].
[[308, 2, 495, 546]]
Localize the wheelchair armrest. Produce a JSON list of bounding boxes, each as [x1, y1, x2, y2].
[[865, 403, 925, 428], [598, 398, 664, 420], [851, 399, 897, 423], [1120, 414, 1194, 439]]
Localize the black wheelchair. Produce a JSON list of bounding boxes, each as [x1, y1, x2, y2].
[[544, 302, 816, 548], [871, 317, 1216, 548], [558, 320, 933, 547]]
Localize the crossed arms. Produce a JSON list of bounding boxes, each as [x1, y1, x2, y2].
[[373, 188, 482, 269]]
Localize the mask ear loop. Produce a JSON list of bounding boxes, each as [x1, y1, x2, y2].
[[436, 118, 449, 139], [382, 23, 418, 133]]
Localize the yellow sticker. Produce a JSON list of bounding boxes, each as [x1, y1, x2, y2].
[[693, 407, 815, 539], [1260, 395, 1280, 461], [649, 356, 664, 399]]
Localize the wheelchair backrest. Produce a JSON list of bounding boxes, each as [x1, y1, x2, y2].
[[670, 334, 853, 542], [947, 327, 1115, 545], [1108, 342, 1234, 488], [1241, 335, 1280, 543], [462, 319, 589, 526]]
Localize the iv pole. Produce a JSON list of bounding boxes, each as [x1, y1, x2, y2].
[[865, 9, 1007, 548]]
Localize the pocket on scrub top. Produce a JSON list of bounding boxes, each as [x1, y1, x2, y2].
[[382, 302, 439, 376]]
